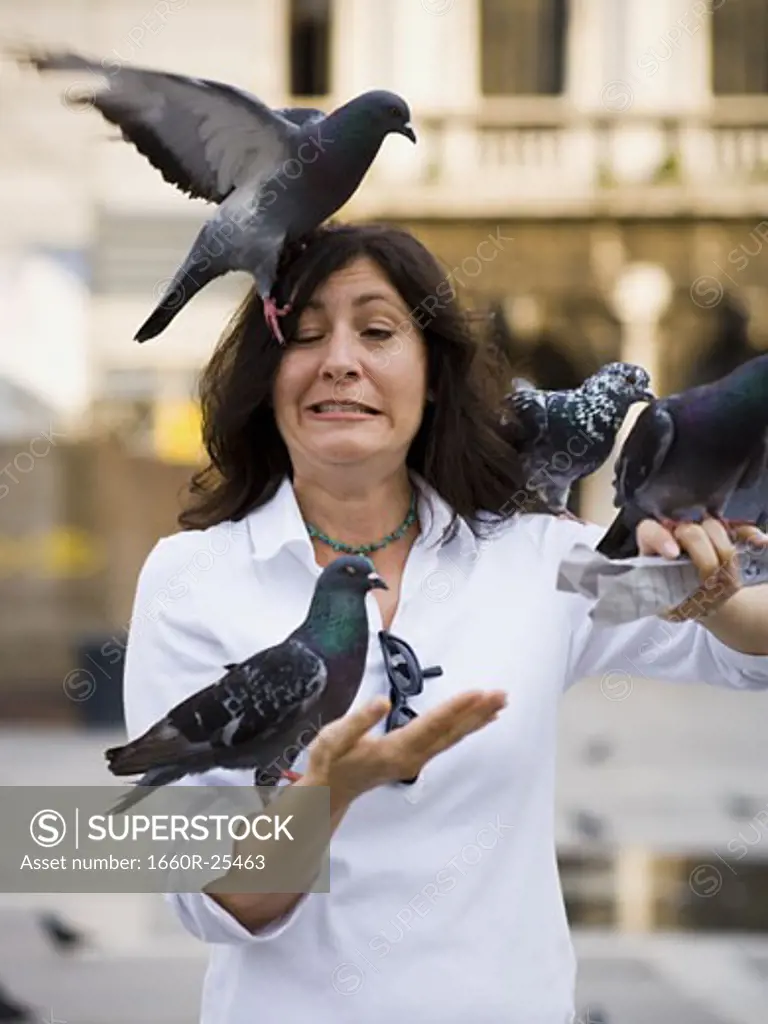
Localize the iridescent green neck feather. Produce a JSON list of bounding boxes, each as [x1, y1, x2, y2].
[[303, 587, 369, 658]]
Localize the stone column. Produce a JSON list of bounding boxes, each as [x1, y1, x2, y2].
[[615, 846, 656, 932], [254, 0, 289, 97], [580, 263, 672, 526], [580, 0, 715, 184], [367, 0, 479, 187]]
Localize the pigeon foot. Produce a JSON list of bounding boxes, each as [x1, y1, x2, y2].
[[718, 516, 763, 530], [281, 769, 303, 783], [716, 516, 768, 540], [263, 297, 292, 344], [658, 516, 693, 535]]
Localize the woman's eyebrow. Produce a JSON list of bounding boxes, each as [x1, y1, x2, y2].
[[352, 292, 408, 314], [301, 292, 405, 314]]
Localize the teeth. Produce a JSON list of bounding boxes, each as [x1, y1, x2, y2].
[[313, 403, 375, 413]]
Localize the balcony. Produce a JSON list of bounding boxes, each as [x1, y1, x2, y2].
[[347, 98, 768, 219]]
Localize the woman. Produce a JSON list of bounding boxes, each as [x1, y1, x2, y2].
[[122, 224, 768, 1024]]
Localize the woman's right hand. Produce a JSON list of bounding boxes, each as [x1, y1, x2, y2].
[[301, 689, 507, 804]]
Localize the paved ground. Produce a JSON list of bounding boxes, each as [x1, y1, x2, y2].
[[2, 909, 768, 1024], [3, 672, 768, 1023]]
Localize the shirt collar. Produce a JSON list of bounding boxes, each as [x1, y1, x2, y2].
[[245, 472, 479, 567]]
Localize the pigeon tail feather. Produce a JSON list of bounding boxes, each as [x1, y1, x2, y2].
[[595, 510, 638, 559], [134, 248, 221, 342], [134, 276, 204, 341], [108, 766, 184, 815], [106, 730, 190, 775]]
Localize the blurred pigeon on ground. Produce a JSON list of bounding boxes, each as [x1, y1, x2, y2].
[[499, 362, 653, 518], [39, 911, 84, 952], [0, 984, 33, 1023], [16, 49, 416, 343], [596, 353, 768, 558], [724, 793, 761, 821], [579, 1008, 610, 1024], [572, 809, 606, 842], [105, 555, 386, 813], [582, 737, 613, 765]]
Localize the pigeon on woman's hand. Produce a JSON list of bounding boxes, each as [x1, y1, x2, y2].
[[499, 362, 653, 518], [16, 49, 416, 343], [597, 353, 768, 558], [104, 555, 387, 813]]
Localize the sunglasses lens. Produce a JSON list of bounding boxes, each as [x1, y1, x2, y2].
[[387, 702, 417, 732], [385, 644, 423, 696]]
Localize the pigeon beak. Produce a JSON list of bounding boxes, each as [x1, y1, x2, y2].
[[401, 123, 417, 144], [367, 571, 388, 590], [641, 389, 655, 402]]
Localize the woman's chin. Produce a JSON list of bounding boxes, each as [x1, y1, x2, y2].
[[307, 439, 381, 464]]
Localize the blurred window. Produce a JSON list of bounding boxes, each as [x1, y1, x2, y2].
[[480, 0, 568, 95], [712, 0, 768, 94], [289, 0, 333, 97]]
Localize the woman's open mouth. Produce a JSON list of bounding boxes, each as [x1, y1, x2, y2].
[[307, 401, 381, 417]]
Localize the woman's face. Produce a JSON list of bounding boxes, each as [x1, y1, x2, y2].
[[273, 256, 429, 473]]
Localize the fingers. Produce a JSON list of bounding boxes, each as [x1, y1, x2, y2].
[[731, 523, 768, 548], [636, 519, 679, 558], [385, 690, 506, 761], [674, 518, 732, 581], [313, 696, 390, 761], [636, 517, 739, 580], [426, 694, 506, 754], [660, 518, 743, 620]]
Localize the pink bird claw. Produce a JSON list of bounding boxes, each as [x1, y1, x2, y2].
[[281, 769, 303, 784], [263, 297, 292, 344], [659, 517, 685, 534]]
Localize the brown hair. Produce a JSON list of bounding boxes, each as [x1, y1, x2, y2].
[[179, 222, 535, 539]]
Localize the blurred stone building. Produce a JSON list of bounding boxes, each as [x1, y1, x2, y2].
[[2, 0, 768, 702]]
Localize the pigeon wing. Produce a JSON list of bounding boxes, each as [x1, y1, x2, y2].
[[106, 639, 326, 773], [501, 387, 549, 445], [611, 402, 676, 507], [277, 106, 327, 128], [19, 49, 298, 203], [175, 639, 327, 747], [733, 430, 768, 492]]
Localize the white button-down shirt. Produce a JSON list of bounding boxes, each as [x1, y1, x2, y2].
[[122, 474, 768, 1024]]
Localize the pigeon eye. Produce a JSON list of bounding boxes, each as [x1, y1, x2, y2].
[[390, 106, 401, 117]]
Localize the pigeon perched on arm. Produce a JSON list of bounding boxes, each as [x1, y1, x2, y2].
[[104, 555, 387, 813], [499, 362, 653, 518], [596, 353, 768, 558], [16, 49, 416, 343]]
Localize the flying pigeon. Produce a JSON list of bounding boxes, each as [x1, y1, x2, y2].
[[596, 353, 768, 558], [499, 362, 654, 518], [16, 49, 416, 343], [105, 555, 387, 813]]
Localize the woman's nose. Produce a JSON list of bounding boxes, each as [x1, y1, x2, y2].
[[319, 326, 362, 382]]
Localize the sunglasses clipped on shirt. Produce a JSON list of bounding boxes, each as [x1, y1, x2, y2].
[[377, 629, 443, 785]]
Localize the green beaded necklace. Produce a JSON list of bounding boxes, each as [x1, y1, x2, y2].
[[305, 491, 418, 556]]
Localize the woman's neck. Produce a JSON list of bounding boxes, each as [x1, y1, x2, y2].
[[293, 467, 415, 550]]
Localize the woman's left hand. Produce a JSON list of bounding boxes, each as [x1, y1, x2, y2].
[[636, 516, 768, 622]]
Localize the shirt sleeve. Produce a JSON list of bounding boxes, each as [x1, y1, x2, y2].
[[535, 516, 768, 693], [122, 534, 314, 946]]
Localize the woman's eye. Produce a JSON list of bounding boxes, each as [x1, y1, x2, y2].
[[362, 327, 395, 341], [292, 333, 323, 345]]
